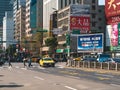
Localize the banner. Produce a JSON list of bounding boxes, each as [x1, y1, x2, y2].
[[77, 34, 103, 53], [105, 0, 120, 18], [70, 16, 90, 33]]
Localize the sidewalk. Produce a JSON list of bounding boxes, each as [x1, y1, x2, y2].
[[66, 66, 120, 75]]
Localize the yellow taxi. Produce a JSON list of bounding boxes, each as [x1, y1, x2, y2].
[[73, 57, 82, 61], [39, 57, 55, 67]]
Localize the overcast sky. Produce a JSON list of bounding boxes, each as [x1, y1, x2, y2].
[[99, 0, 105, 5]]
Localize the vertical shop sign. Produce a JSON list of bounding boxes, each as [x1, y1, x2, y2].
[[118, 23, 120, 45]]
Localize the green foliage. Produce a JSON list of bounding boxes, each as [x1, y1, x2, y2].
[[45, 37, 58, 48]]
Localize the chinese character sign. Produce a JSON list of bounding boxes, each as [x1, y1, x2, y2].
[[105, 0, 120, 18], [70, 16, 90, 33]]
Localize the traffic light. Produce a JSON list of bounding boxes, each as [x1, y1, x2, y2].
[[66, 34, 70, 45]]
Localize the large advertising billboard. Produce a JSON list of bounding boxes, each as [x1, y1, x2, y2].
[[111, 24, 118, 46], [77, 34, 103, 53], [105, 0, 120, 24], [105, 0, 120, 18], [70, 4, 90, 16], [70, 16, 90, 33], [110, 23, 120, 51]]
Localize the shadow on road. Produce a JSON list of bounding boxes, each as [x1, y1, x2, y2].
[[0, 84, 24, 88], [0, 75, 4, 77]]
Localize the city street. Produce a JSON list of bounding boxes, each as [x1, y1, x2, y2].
[[0, 62, 120, 90]]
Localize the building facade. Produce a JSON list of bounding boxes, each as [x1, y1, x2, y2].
[[12, 0, 26, 40], [0, 0, 13, 42], [43, 0, 58, 32], [26, 0, 43, 37], [0, 0, 13, 27], [15, 6, 26, 41], [56, 0, 106, 57], [3, 11, 15, 49]]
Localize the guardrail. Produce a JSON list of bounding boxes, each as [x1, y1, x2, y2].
[[67, 60, 120, 71]]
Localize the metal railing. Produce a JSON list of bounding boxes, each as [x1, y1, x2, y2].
[[67, 60, 120, 71]]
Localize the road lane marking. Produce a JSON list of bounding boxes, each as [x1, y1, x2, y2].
[[64, 86, 77, 90], [110, 84, 120, 87], [95, 73, 114, 78], [97, 77, 110, 80], [34, 76, 44, 80], [21, 68, 27, 70]]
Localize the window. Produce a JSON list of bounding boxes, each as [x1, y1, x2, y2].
[[92, 22, 96, 27], [69, 0, 71, 4], [92, 0, 95, 3], [92, 14, 96, 18], [92, 5, 96, 10], [77, 0, 82, 4]]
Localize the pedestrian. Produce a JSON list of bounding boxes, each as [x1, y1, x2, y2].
[[8, 55, 12, 67], [23, 57, 27, 68], [28, 57, 32, 67]]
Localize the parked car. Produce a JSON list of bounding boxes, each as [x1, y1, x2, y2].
[[106, 58, 120, 63], [73, 57, 82, 61], [39, 57, 55, 67]]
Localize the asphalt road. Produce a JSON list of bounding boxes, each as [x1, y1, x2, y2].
[[0, 62, 120, 90]]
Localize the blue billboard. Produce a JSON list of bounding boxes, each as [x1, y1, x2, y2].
[[77, 34, 103, 53]]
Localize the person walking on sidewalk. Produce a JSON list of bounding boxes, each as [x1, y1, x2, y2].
[[28, 57, 32, 67], [8, 55, 12, 67], [23, 57, 27, 68]]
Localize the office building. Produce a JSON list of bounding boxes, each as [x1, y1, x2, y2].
[[3, 11, 15, 49]]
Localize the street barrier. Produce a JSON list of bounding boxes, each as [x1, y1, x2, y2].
[[67, 60, 120, 71]]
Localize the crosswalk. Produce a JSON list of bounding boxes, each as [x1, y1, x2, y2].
[[0, 62, 66, 71]]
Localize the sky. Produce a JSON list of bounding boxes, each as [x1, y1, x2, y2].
[[98, 0, 105, 5]]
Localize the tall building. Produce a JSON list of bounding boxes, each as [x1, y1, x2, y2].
[[57, 0, 106, 33], [26, 0, 43, 37], [0, 0, 13, 27], [12, 0, 26, 41], [15, 6, 26, 42], [0, 0, 12, 42], [43, 0, 58, 31], [55, 0, 106, 56], [3, 11, 15, 49]]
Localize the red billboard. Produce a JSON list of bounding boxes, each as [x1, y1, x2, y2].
[[70, 16, 90, 33], [107, 15, 120, 24], [105, 0, 120, 18]]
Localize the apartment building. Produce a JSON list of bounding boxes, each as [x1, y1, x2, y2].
[[3, 11, 15, 49], [26, 0, 43, 37], [55, 0, 106, 56], [15, 6, 26, 42]]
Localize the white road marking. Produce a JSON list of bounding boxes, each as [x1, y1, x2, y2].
[[21, 68, 27, 70], [95, 74, 114, 78], [110, 84, 120, 87], [38, 66, 45, 69], [64, 86, 77, 90], [15, 66, 19, 68], [34, 76, 44, 80]]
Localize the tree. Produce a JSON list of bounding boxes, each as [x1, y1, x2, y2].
[[45, 37, 58, 56]]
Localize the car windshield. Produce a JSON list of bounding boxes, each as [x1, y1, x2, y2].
[[43, 58, 52, 61], [112, 58, 120, 62]]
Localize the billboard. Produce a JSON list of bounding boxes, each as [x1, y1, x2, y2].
[[110, 23, 120, 51], [110, 24, 118, 46], [105, 0, 120, 18], [70, 4, 90, 16], [77, 34, 103, 53], [70, 16, 90, 33], [105, 0, 120, 24]]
